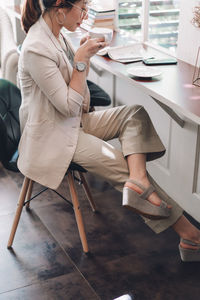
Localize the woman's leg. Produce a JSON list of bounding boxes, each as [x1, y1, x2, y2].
[[73, 128, 182, 233], [81, 104, 170, 212], [125, 153, 171, 208], [76, 105, 200, 259], [73, 127, 200, 256]]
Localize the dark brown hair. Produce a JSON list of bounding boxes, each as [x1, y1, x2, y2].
[[21, 0, 79, 33]]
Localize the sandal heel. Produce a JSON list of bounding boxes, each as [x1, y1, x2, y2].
[[123, 186, 170, 220], [179, 239, 200, 262], [179, 246, 200, 262]]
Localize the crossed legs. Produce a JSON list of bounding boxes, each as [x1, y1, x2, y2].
[[73, 105, 200, 257]]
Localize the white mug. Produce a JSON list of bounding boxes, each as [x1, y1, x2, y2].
[[88, 27, 113, 44]]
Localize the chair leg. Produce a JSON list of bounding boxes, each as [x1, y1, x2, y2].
[[78, 171, 96, 212], [7, 177, 30, 249], [67, 172, 89, 253], [25, 180, 34, 209]]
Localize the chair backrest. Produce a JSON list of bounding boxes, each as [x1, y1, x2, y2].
[[0, 8, 19, 85], [0, 79, 21, 171]]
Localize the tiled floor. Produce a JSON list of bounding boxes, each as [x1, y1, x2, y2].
[[1, 164, 200, 300]]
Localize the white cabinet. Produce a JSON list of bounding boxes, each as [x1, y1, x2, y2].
[[98, 74, 200, 222]]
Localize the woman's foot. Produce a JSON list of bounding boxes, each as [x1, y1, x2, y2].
[[180, 239, 200, 250], [179, 238, 200, 262], [123, 177, 171, 219], [124, 176, 172, 209], [172, 216, 200, 261]]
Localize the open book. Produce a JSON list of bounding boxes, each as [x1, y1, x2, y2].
[[97, 43, 144, 63]]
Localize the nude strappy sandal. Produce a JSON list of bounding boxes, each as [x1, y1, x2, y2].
[[122, 179, 171, 219], [179, 238, 200, 262]]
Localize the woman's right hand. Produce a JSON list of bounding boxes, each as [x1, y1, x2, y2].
[[74, 37, 107, 64]]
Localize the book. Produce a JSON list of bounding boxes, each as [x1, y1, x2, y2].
[[84, 18, 114, 27], [88, 12, 115, 20], [81, 22, 115, 31], [93, 22, 115, 27], [97, 43, 144, 63], [88, 0, 115, 13]]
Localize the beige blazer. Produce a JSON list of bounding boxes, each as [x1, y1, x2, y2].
[[17, 16, 90, 189]]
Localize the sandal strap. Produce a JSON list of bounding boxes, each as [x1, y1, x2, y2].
[[181, 238, 200, 247], [125, 178, 169, 209], [126, 179, 146, 191], [126, 179, 155, 199], [141, 185, 155, 200], [159, 200, 168, 209]]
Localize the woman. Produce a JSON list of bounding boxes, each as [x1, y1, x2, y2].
[[18, 0, 200, 261]]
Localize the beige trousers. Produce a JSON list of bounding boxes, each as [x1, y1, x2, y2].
[[73, 105, 183, 233]]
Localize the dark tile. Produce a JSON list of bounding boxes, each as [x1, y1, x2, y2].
[[0, 273, 99, 300], [0, 212, 75, 294], [34, 185, 200, 300], [2, 167, 200, 300], [78, 250, 200, 300], [0, 168, 21, 216], [34, 188, 139, 262]]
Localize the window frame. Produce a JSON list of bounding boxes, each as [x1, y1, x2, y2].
[[116, 0, 180, 57]]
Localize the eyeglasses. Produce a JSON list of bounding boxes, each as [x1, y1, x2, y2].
[[68, 1, 90, 19]]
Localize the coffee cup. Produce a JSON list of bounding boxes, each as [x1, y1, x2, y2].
[[88, 27, 113, 44]]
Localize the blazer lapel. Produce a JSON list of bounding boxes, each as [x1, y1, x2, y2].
[[39, 16, 73, 75]]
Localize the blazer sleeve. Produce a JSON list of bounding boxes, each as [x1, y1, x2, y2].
[[24, 46, 84, 118]]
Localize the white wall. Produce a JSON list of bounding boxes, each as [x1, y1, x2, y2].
[[177, 0, 200, 65]]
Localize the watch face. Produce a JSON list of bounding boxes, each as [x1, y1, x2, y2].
[[76, 62, 87, 72]]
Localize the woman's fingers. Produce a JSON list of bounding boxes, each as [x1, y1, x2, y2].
[[96, 41, 107, 49], [80, 35, 89, 45], [75, 37, 107, 61], [87, 38, 107, 52]]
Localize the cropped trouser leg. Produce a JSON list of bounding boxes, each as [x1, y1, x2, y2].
[[72, 105, 183, 233]]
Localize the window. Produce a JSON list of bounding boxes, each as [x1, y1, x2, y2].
[[118, 0, 142, 40], [117, 0, 180, 53]]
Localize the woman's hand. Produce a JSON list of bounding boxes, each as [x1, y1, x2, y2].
[[74, 36, 107, 64], [80, 35, 88, 46]]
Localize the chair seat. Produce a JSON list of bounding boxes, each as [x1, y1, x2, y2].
[[87, 80, 111, 107], [69, 162, 87, 173], [7, 149, 87, 174]]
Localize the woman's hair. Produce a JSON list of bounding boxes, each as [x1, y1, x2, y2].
[[21, 0, 79, 33]]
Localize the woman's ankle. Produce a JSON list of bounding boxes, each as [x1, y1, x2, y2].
[[173, 215, 200, 244], [125, 175, 150, 187]]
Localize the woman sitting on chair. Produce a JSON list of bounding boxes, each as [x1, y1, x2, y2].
[[18, 0, 200, 262]]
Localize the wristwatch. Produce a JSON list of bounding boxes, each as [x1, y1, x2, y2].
[[73, 61, 87, 72]]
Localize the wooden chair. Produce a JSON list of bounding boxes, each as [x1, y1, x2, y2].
[[0, 79, 96, 253]]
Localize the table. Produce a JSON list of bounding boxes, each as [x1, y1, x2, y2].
[[65, 28, 200, 222], [66, 28, 200, 126]]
